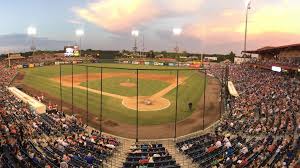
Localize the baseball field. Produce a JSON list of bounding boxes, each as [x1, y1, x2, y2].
[[18, 63, 221, 138]]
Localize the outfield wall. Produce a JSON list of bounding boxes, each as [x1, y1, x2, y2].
[[117, 59, 202, 68], [13, 58, 202, 69]]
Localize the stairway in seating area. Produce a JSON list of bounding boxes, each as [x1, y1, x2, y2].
[[104, 139, 134, 168], [161, 140, 198, 168], [104, 138, 199, 168]]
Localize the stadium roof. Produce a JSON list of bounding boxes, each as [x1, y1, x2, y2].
[[6, 54, 25, 60], [243, 43, 300, 55]]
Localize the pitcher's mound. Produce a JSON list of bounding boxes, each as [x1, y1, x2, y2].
[[122, 96, 170, 111], [120, 82, 136, 88]]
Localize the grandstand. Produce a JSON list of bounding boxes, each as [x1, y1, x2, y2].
[[0, 53, 299, 168], [243, 43, 300, 72]]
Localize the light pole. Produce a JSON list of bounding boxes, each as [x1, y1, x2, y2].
[[142, 34, 145, 57], [27, 26, 37, 54], [8, 51, 11, 68], [131, 30, 139, 56], [244, 0, 251, 55], [172, 28, 182, 66], [76, 29, 84, 57]]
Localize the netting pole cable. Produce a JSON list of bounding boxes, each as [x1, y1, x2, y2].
[[220, 68, 224, 118], [174, 69, 179, 139], [59, 63, 63, 112], [225, 65, 229, 111], [100, 67, 103, 135], [203, 69, 207, 130], [136, 69, 139, 142], [86, 66, 89, 126], [71, 63, 74, 115]]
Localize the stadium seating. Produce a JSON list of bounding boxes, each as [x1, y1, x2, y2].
[[0, 62, 119, 167], [177, 63, 300, 167], [123, 143, 180, 168], [0, 57, 299, 167]]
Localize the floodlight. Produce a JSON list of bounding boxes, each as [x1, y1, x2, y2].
[[75, 29, 84, 37], [245, 0, 251, 9], [131, 30, 139, 37], [172, 28, 182, 36], [27, 26, 37, 36]]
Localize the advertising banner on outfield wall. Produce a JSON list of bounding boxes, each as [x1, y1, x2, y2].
[[168, 63, 175, 66], [189, 64, 201, 68], [132, 61, 139, 65], [55, 61, 72, 65], [119, 60, 202, 68]]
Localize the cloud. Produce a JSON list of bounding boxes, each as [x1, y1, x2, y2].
[[0, 34, 73, 53], [73, 0, 159, 32], [67, 19, 82, 25], [236, 3, 300, 35], [69, 0, 300, 54], [222, 9, 238, 17], [73, 0, 203, 32], [161, 0, 203, 14], [178, 0, 300, 54]]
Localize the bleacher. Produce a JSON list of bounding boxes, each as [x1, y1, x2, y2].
[[123, 143, 180, 168]]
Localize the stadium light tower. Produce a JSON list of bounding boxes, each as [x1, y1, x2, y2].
[[75, 29, 84, 57], [27, 26, 37, 52], [243, 0, 251, 56], [131, 30, 139, 55], [173, 28, 182, 66]]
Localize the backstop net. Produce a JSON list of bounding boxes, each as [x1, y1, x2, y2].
[[58, 64, 224, 141]]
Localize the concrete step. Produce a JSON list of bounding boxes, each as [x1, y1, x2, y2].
[[105, 139, 134, 168], [161, 141, 198, 168]]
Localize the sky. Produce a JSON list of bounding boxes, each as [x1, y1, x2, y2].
[[0, 0, 300, 55]]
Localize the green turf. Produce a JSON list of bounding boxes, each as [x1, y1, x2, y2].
[[80, 77, 170, 97], [21, 63, 205, 125]]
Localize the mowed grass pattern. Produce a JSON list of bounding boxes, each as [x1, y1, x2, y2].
[[21, 63, 205, 125], [80, 77, 169, 97]]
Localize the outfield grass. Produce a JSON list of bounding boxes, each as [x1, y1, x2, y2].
[[21, 63, 205, 125]]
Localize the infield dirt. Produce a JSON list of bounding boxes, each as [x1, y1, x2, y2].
[[52, 73, 186, 111]]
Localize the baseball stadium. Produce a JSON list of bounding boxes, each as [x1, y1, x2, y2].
[[17, 61, 222, 139], [0, 0, 300, 168]]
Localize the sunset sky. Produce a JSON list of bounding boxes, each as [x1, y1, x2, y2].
[[0, 0, 300, 54]]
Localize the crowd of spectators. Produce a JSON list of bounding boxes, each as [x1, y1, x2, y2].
[[249, 59, 300, 68], [123, 143, 180, 168], [177, 133, 299, 167], [1, 55, 299, 167], [179, 61, 300, 167], [216, 64, 300, 135], [0, 60, 120, 168], [8, 54, 97, 67], [5, 53, 64, 67]]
